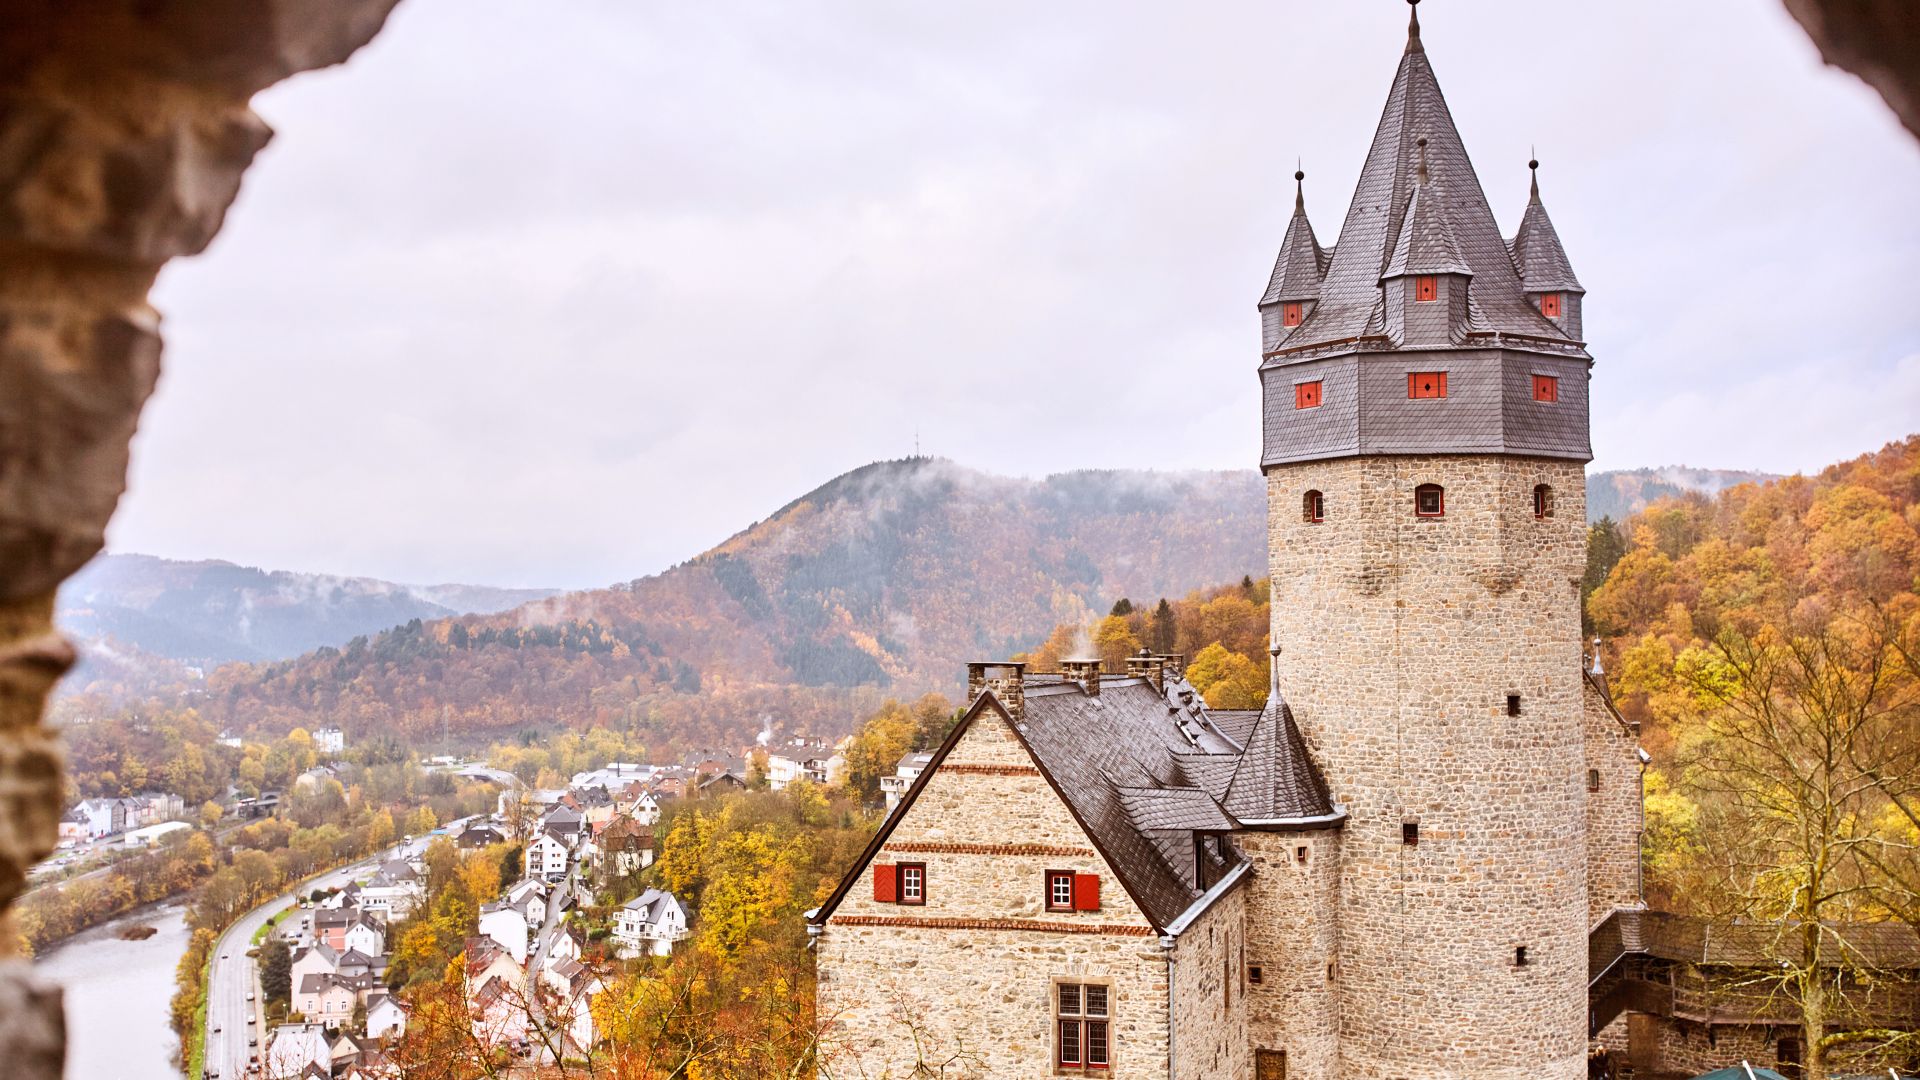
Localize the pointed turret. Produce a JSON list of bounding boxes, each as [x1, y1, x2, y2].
[[1258, 168, 1329, 351], [1222, 647, 1335, 826], [1379, 137, 1473, 345], [1509, 157, 1586, 340]]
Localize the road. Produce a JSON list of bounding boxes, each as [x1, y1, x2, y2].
[[201, 820, 470, 1079]]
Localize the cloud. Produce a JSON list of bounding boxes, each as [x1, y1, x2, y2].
[[111, 0, 1920, 589]]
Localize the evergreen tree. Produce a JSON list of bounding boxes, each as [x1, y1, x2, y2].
[[260, 937, 292, 1003], [1149, 599, 1176, 653], [1109, 598, 1133, 617]]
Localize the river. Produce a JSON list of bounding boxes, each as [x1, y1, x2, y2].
[[34, 901, 191, 1080]]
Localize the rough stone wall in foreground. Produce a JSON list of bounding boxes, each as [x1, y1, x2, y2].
[[1267, 454, 1591, 1080], [1583, 678, 1644, 924], [1239, 829, 1341, 1080], [817, 706, 1170, 1077], [0, 3, 402, 1075], [1169, 884, 1249, 1080]]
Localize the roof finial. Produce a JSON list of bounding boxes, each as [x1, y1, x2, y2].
[[1293, 161, 1306, 213], [1416, 135, 1430, 186], [1528, 149, 1541, 201], [1590, 636, 1605, 677], [1406, 0, 1424, 54], [1268, 643, 1283, 699]]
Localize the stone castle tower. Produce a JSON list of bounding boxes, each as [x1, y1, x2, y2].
[[1254, 5, 1593, 1078]]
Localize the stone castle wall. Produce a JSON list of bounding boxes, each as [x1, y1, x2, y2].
[[1583, 679, 1643, 923], [1169, 884, 1250, 1080], [1266, 453, 1591, 1079], [1238, 829, 1342, 1080], [817, 704, 1171, 1077]]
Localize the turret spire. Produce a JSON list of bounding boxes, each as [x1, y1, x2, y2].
[[1294, 162, 1306, 213], [1529, 151, 1541, 201], [1406, 0, 1423, 54]]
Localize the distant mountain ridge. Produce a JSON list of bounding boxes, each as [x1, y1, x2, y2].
[[60, 460, 1778, 749], [1585, 467, 1781, 523], [58, 554, 556, 668]]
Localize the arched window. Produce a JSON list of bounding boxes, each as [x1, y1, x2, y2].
[[1303, 489, 1324, 523], [1533, 483, 1553, 519], [1414, 483, 1444, 518]]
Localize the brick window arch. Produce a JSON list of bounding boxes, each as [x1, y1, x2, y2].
[[1415, 483, 1444, 518], [1533, 484, 1553, 519], [1302, 489, 1324, 524]]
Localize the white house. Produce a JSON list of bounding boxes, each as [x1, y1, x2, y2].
[[314, 726, 345, 754], [612, 888, 690, 958], [880, 751, 935, 810], [477, 901, 530, 965], [505, 879, 548, 928], [72, 798, 120, 839], [122, 820, 191, 848], [294, 973, 364, 1026], [524, 830, 570, 883], [342, 917, 385, 958], [357, 860, 425, 920], [292, 943, 340, 985], [264, 1022, 331, 1079], [365, 993, 408, 1040]]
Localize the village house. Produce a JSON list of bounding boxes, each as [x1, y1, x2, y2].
[[456, 821, 507, 849], [613, 888, 690, 959], [264, 1022, 332, 1080], [365, 993, 408, 1041], [878, 752, 933, 811], [294, 972, 365, 1026], [357, 859, 425, 920], [810, 10, 1650, 1080], [524, 828, 571, 883], [478, 899, 532, 964], [595, 814, 654, 876]]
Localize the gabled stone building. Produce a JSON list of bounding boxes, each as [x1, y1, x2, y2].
[[810, 9, 1645, 1079]]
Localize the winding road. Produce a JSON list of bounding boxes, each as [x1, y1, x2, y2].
[[202, 822, 468, 1079]]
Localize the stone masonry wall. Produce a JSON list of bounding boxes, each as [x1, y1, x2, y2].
[[1583, 679, 1644, 924], [1239, 829, 1341, 1080], [1267, 454, 1591, 1080], [818, 704, 1171, 1078], [1169, 882, 1250, 1080]]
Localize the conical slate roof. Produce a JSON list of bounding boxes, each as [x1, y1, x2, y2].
[[1259, 171, 1329, 307], [1282, 7, 1572, 349], [1508, 162, 1584, 293], [1222, 654, 1334, 824], [1382, 173, 1471, 280]]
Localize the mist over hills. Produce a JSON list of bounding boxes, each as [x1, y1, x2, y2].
[[58, 460, 1781, 748], [1585, 466, 1781, 523]]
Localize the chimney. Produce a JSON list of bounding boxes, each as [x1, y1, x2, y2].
[[966, 661, 1027, 721], [1126, 649, 1166, 692], [1060, 657, 1102, 698], [1156, 653, 1188, 681]]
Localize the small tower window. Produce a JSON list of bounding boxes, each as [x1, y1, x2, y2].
[[1507, 694, 1522, 717], [1295, 844, 1310, 866], [1533, 484, 1553, 519], [1402, 821, 1419, 846], [1540, 292, 1562, 318], [1532, 374, 1559, 402], [1414, 484, 1445, 517], [1407, 372, 1447, 399], [1587, 768, 1601, 792], [1302, 490, 1324, 524], [1282, 301, 1304, 327], [1294, 380, 1322, 409], [1248, 965, 1264, 985], [1414, 275, 1438, 302], [1514, 945, 1531, 967]]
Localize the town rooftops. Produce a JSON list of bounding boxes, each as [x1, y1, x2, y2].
[[621, 888, 685, 924]]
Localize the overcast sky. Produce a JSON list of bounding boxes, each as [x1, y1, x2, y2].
[[111, 0, 1920, 590]]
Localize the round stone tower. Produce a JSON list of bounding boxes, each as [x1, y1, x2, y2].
[[1254, 8, 1592, 1078]]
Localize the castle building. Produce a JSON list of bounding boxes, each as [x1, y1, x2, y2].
[[809, 9, 1644, 1078]]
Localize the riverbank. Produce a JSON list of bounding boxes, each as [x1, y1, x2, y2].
[[35, 901, 192, 1080]]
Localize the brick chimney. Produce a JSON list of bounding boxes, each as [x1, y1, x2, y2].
[[966, 661, 1027, 721], [1125, 650, 1166, 692], [1060, 657, 1102, 698]]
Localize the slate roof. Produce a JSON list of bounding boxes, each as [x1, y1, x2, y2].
[[1258, 171, 1329, 307], [1222, 667, 1336, 824], [1263, 7, 1577, 356], [1381, 176, 1471, 281], [1508, 162, 1584, 294]]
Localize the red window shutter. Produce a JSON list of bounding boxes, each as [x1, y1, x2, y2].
[[1282, 302, 1303, 328], [1073, 873, 1101, 912], [1532, 374, 1558, 402], [1541, 292, 1562, 318], [1436, 371, 1447, 397], [1294, 381, 1321, 410], [873, 863, 897, 903], [1408, 372, 1447, 399], [1415, 275, 1437, 302]]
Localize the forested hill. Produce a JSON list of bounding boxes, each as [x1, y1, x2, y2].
[[1585, 466, 1780, 523], [156, 460, 1270, 751]]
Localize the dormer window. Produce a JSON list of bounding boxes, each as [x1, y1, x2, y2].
[[1539, 292, 1562, 318], [1414, 275, 1438, 302], [1282, 302, 1304, 327], [1407, 372, 1447, 399], [1295, 381, 1322, 410], [1415, 484, 1445, 517], [1532, 374, 1559, 402]]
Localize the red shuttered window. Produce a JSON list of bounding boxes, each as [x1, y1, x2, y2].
[[1294, 381, 1322, 410], [1281, 302, 1304, 327], [1415, 275, 1438, 302], [1532, 374, 1559, 402], [1046, 870, 1075, 912], [1408, 372, 1447, 399], [872, 863, 897, 903], [1540, 292, 1562, 318]]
